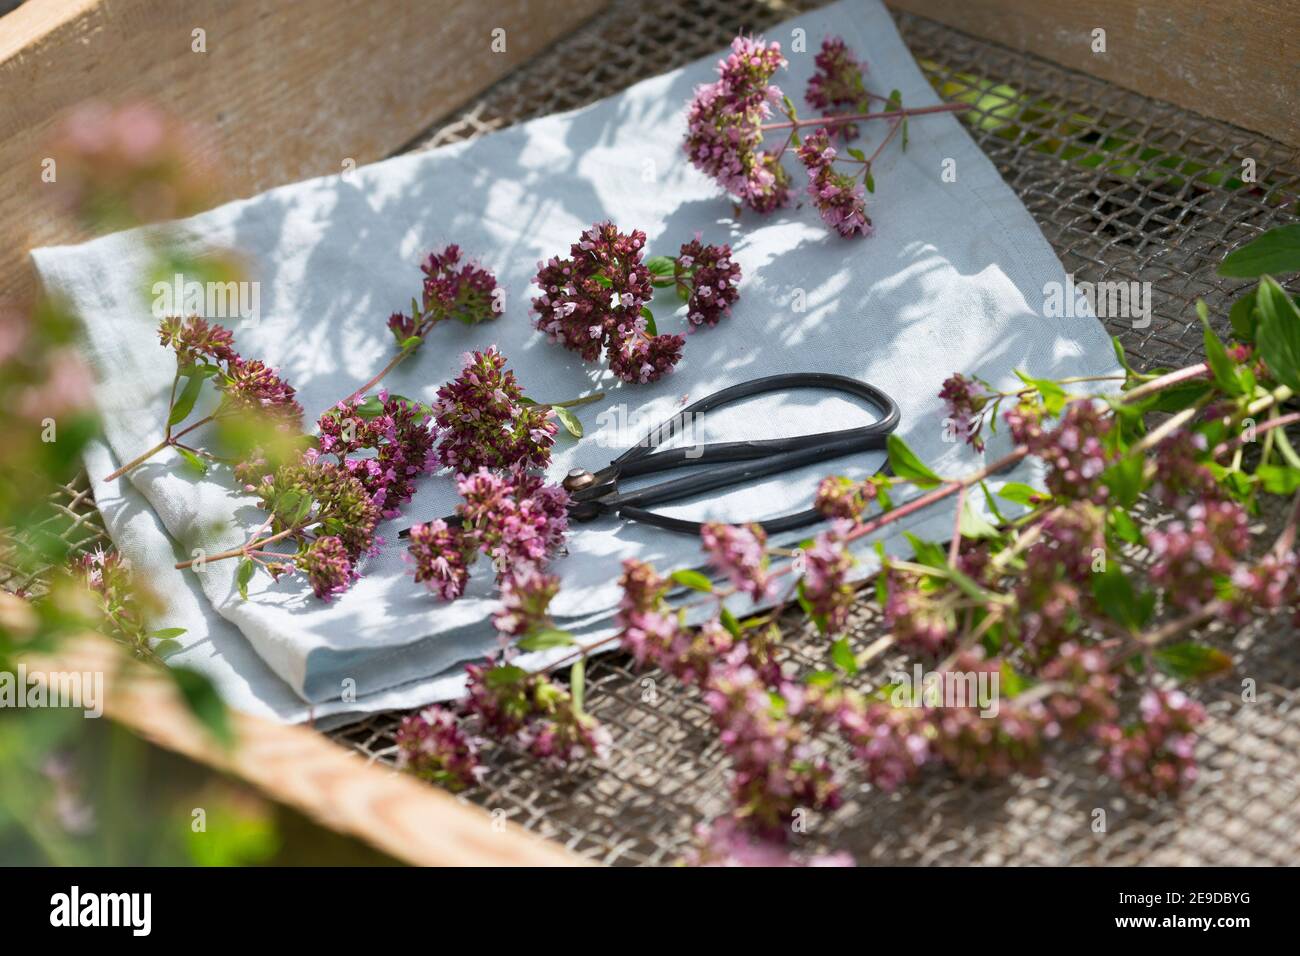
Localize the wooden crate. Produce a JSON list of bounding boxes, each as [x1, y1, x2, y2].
[[0, 0, 607, 299]]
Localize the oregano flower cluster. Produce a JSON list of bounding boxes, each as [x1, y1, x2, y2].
[[407, 465, 570, 601], [430, 346, 557, 472], [105, 316, 303, 482], [386, 244, 501, 351], [595, 247, 1300, 863], [532, 221, 741, 383], [685, 35, 969, 238]]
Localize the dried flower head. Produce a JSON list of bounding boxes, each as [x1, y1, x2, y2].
[[1096, 689, 1205, 797], [796, 128, 871, 238], [296, 534, 355, 601], [407, 519, 474, 601], [674, 239, 742, 329], [704, 662, 843, 837], [938, 373, 990, 452], [533, 221, 685, 384], [814, 475, 880, 522], [493, 567, 561, 638], [395, 705, 484, 792], [833, 692, 932, 792], [408, 466, 570, 600], [684, 36, 791, 212], [805, 37, 870, 121], [464, 661, 609, 766], [387, 245, 500, 351], [430, 347, 556, 473], [684, 816, 854, 867], [798, 531, 856, 634], [701, 521, 771, 600], [316, 391, 437, 518]]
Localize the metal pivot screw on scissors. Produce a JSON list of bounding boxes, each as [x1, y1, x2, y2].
[[400, 372, 900, 539]]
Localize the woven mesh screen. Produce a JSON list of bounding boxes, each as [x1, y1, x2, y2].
[[6, 0, 1299, 865]]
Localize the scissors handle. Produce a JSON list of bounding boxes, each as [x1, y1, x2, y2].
[[398, 373, 901, 539], [571, 372, 900, 534], [611, 432, 885, 510], [613, 372, 898, 477]]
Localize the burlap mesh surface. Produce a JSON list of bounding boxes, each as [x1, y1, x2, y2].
[[6, 0, 1298, 865]]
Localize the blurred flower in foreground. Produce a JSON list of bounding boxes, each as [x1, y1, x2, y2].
[[684, 817, 854, 867], [49, 102, 216, 229]]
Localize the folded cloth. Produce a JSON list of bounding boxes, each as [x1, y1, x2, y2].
[[32, 0, 1119, 722]]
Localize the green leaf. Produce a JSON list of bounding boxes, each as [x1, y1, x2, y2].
[[1000, 661, 1031, 698], [980, 481, 1007, 523], [719, 606, 742, 638], [569, 659, 586, 714], [400, 335, 423, 351], [553, 405, 583, 439], [168, 372, 206, 426], [1107, 506, 1142, 544], [1146, 380, 1212, 413], [864, 169, 875, 194], [1154, 642, 1232, 681], [1256, 464, 1300, 494], [831, 637, 858, 675], [236, 558, 254, 600], [904, 532, 948, 569], [640, 305, 657, 335], [847, 146, 867, 162], [175, 446, 209, 477], [592, 274, 613, 288], [1201, 308, 1243, 395], [170, 666, 232, 747], [676, 283, 692, 304], [1112, 336, 1137, 377], [484, 664, 527, 688], [1091, 565, 1155, 631], [151, 627, 188, 640], [1014, 370, 1068, 416], [645, 255, 676, 278], [886, 434, 942, 488], [670, 568, 713, 592], [516, 628, 576, 651], [1229, 288, 1258, 342], [944, 563, 1000, 604], [1101, 454, 1144, 509], [1218, 223, 1300, 278], [958, 497, 1000, 539], [1255, 276, 1300, 391], [997, 482, 1047, 507]]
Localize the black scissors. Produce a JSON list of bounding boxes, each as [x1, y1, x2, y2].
[[401, 372, 899, 538]]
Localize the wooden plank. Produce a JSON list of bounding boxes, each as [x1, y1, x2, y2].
[[887, 0, 1300, 147], [1, 0, 607, 300], [20, 633, 588, 866]]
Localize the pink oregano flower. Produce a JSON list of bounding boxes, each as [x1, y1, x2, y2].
[[387, 244, 501, 350], [533, 224, 743, 382], [430, 346, 557, 473], [685, 35, 965, 238], [407, 465, 570, 601], [684, 36, 792, 212], [533, 221, 685, 383]]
